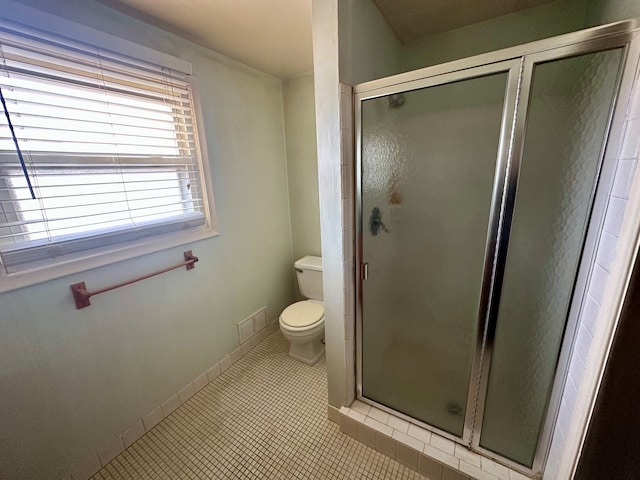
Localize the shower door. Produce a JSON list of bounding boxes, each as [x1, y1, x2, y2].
[[356, 21, 635, 477], [357, 62, 519, 440]]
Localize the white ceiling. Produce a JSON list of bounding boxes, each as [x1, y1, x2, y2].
[[100, 0, 314, 79], [99, 0, 557, 80]]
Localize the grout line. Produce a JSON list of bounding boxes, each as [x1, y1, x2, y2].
[[340, 406, 537, 480]]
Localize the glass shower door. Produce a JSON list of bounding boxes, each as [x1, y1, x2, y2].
[[358, 68, 512, 437], [478, 47, 624, 467]]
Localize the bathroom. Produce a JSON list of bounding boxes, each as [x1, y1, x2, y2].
[[2, 0, 640, 479]]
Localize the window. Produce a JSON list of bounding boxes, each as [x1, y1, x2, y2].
[[0, 19, 214, 284]]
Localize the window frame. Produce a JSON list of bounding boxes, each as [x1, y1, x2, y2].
[[0, 19, 218, 293]]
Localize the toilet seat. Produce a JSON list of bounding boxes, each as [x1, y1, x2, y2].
[[280, 301, 324, 329]]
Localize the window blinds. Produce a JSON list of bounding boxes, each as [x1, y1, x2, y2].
[[0, 21, 208, 274]]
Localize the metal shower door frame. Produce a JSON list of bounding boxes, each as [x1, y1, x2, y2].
[[354, 18, 640, 477]]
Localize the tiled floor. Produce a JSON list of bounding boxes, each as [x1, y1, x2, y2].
[[91, 331, 428, 479]]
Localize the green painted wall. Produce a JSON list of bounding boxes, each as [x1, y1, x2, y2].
[[586, 0, 640, 26], [401, 0, 590, 72], [0, 1, 295, 479], [338, 0, 402, 85], [283, 74, 321, 262]]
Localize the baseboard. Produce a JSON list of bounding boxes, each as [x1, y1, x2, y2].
[[65, 319, 280, 480]]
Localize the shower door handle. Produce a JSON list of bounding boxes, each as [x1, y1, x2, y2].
[[360, 262, 369, 280], [369, 207, 389, 236]]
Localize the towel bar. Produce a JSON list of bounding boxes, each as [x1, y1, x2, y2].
[[70, 250, 198, 309]]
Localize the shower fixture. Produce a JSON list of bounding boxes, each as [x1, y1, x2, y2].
[[388, 93, 406, 109]]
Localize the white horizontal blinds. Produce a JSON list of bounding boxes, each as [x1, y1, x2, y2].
[[0, 22, 206, 273]]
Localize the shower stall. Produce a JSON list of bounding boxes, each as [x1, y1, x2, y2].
[[355, 20, 640, 476]]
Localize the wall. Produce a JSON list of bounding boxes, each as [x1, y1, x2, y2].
[[0, 1, 295, 479], [401, 0, 588, 72], [586, 0, 640, 27], [338, 0, 402, 85], [283, 74, 321, 262]]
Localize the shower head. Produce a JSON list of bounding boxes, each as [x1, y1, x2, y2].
[[388, 93, 406, 109]]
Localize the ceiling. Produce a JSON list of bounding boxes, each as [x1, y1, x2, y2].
[[374, 0, 557, 43], [99, 0, 556, 79], [99, 0, 314, 79]]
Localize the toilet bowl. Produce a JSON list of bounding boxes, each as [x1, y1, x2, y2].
[[279, 256, 325, 364]]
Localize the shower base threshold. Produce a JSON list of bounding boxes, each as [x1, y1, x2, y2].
[[337, 401, 536, 480]]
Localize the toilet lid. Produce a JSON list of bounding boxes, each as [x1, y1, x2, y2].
[[281, 301, 324, 328]]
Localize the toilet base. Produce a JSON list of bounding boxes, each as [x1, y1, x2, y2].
[[288, 337, 325, 365]]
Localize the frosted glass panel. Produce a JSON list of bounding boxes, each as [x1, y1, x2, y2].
[[361, 73, 507, 436], [480, 49, 623, 466]]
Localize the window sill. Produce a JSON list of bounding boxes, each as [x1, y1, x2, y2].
[[0, 226, 219, 294]]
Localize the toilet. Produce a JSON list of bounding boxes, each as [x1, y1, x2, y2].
[[279, 255, 325, 365]]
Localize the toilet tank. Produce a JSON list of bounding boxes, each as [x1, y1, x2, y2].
[[295, 255, 323, 301]]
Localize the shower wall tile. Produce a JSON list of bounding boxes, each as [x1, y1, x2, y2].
[[543, 449, 561, 480], [567, 351, 586, 392], [342, 197, 354, 230], [589, 264, 610, 305], [351, 399, 371, 416], [340, 100, 353, 133], [368, 406, 390, 424], [454, 445, 482, 468], [347, 408, 367, 423], [510, 469, 533, 480], [408, 424, 432, 444], [612, 159, 638, 199], [339, 413, 359, 438], [581, 295, 600, 336], [376, 432, 398, 458], [345, 340, 356, 402], [430, 434, 455, 455], [480, 457, 510, 479], [339, 83, 356, 408], [603, 196, 627, 236], [619, 116, 640, 158], [574, 324, 594, 364], [397, 443, 421, 470], [424, 445, 459, 469], [557, 400, 572, 439], [418, 454, 444, 478], [341, 129, 354, 166], [393, 430, 426, 452], [339, 404, 531, 480], [343, 227, 353, 261], [365, 417, 394, 436], [387, 414, 410, 433], [459, 461, 500, 480], [595, 231, 618, 272], [341, 164, 354, 199], [443, 467, 473, 480], [357, 422, 378, 448]]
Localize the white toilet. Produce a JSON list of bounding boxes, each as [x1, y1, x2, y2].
[[279, 255, 325, 365]]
